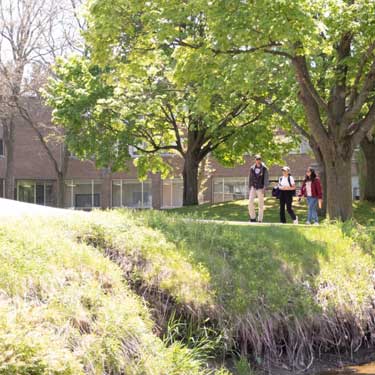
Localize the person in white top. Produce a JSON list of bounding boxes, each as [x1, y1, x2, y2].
[[278, 166, 298, 224]]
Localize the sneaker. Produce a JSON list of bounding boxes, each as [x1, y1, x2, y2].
[[293, 216, 299, 225], [306, 221, 311, 225], [313, 222, 319, 226]]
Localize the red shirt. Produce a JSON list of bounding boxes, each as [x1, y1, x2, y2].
[[300, 178, 323, 199]]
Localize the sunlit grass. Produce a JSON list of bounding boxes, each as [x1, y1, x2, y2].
[[0, 216, 228, 375], [169, 197, 375, 225], [1, 204, 375, 373]]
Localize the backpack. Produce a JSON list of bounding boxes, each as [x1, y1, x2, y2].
[[286, 175, 296, 196]]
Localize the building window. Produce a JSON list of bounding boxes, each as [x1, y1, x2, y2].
[[0, 139, 4, 156], [161, 179, 183, 208], [112, 179, 152, 208], [299, 138, 311, 154], [16, 180, 55, 206], [352, 176, 360, 200], [213, 177, 248, 203], [64, 179, 102, 209]]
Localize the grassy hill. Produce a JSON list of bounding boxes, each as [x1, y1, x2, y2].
[[1, 203, 375, 374], [0, 214, 229, 375], [168, 197, 375, 225]]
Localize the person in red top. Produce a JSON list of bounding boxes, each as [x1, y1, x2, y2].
[[299, 167, 323, 225]]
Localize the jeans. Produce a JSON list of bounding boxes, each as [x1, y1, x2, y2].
[[307, 196, 318, 223], [248, 187, 265, 221], [279, 191, 296, 223]]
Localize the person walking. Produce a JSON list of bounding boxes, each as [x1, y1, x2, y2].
[[248, 155, 269, 222], [278, 166, 298, 224], [298, 167, 323, 225]]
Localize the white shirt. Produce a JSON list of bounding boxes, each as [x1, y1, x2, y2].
[[306, 181, 312, 196], [278, 175, 295, 188]]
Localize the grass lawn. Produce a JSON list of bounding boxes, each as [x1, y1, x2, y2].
[[0, 214, 229, 375], [137, 207, 375, 370], [168, 197, 375, 225], [1, 201, 375, 374]]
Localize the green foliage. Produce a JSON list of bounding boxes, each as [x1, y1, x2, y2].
[[164, 312, 225, 361], [78, 0, 375, 219], [43, 57, 132, 171], [233, 356, 257, 375], [44, 0, 299, 181], [82, 0, 375, 125]]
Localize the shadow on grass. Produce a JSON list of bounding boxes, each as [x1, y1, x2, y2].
[[135, 209, 375, 370], [144, 213, 327, 316], [353, 200, 375, 226]]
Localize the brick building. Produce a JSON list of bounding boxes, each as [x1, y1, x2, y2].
[[0, 105, 360, 209]]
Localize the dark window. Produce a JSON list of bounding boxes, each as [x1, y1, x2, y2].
[[0, 139, 3, 156], [36, 184, 45, 205], [18, 183, 34, 203], [17, 181, 55, 206], [75, 193, 100, 208], [132, 191, 149, 204], [45, 184, 54, 206]]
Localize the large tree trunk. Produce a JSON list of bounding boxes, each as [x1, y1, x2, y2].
[[56, 145, 70, 208], [3, 120, 15, 200], [324, 156, 353, 220], [182, 153, 200, 206], [57, 172, 65, 208], [360, 136, 375, 201]]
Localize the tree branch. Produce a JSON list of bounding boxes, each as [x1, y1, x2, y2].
[[132, 143, 180, 154], [15, 100, 61, 175], [199, 111, 262, 159], [292, 55, 329, 113], [174, 38, 293, 59], [351, 101, 375, 146], [253, 96, 311, 140], [160, 103, 184, 155], [347, 40, 375, 109], [343, 59, 375, 125]]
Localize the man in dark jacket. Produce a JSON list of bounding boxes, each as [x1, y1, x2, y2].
[[248, 155, 269, 222]]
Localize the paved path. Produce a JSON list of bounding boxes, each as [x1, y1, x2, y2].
[[181, 218, 312, 227], [0, 199, 313, 227], [0, 198, 78, 217]]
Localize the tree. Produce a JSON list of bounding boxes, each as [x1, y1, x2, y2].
[[16, 96, 70, 207], [45, 53, 286, 205], [0, 0, 82, 204], [199, 0, 375, 220], [83, 0, 375, 219]]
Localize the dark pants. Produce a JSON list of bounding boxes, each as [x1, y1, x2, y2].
[[279, 191, 296, 223]]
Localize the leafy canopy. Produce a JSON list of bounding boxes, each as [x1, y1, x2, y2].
[[45, 2, 295, 176]]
